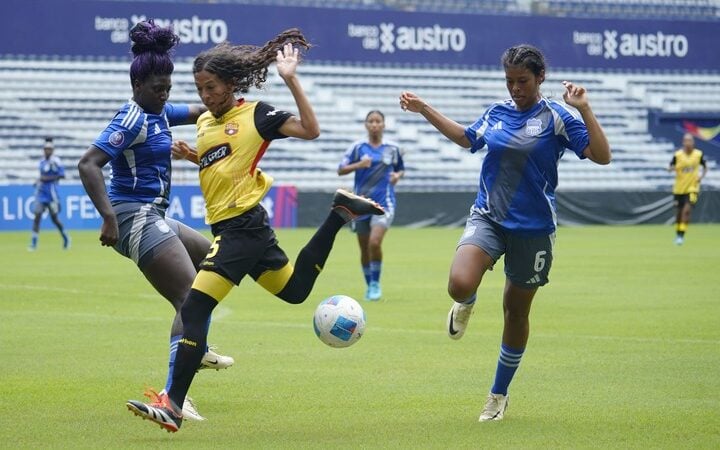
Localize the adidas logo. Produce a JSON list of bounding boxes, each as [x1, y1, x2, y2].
[[154, 124, 162, 135], [491, 121, 503, 130], [526, 274, 541, 284]]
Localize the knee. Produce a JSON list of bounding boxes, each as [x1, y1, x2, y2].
[[368, 238, 382, 253], [447, 277, 475, 302]]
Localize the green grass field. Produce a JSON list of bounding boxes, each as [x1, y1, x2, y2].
[[1, 225, 718, 449]]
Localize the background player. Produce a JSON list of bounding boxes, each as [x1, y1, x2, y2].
[[77, 20, 233, 421], [400, 43, 611, 422], [668, 132, 707, 245], [28, 137, 70, 251], [338, 110, 405, 301]]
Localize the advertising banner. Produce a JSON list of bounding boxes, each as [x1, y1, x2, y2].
[[0, 184, 297, 231], [1, 0, 718, 71]]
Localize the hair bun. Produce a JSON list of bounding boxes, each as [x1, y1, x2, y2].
[[130, 20, 180, 56]]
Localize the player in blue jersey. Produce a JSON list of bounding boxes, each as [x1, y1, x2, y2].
[[400, 44, 611, 422], [28, 137, 70, 251], [77, 20, 233, 421], [338, 110, 405, 301]]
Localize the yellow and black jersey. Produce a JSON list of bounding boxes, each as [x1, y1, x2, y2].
[[195, 100, 292, 224], [670, 148, 706, 195]]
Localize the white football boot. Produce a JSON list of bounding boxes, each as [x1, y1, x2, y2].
[[199, 347, 235, 371], [447, 301, 474, 340], [479, 392, 508, 422]]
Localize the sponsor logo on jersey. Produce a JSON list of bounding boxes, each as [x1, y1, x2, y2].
[[109, 131, 124, 147], [225, 122, 238, 136], [199, 143, 231, 169], [525, 118, 542, 137]]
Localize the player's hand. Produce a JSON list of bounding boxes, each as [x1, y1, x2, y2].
[[171, 140, 192, 160], [99, 215, 119, 247], [399, 91, 427, 113], [390, 172, 402, 185], [276, 43, 299, 80], [562, 81, 589, 110], [358, 155, 372, 169]]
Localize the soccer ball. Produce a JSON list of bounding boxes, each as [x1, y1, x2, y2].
[[313, 295, 366, 348]]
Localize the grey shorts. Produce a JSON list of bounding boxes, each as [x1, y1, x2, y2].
[[113, 202, 181, 268], [351, 209, 395, 235], [34, 200, 60, 216], [458, 209, 555, 288]]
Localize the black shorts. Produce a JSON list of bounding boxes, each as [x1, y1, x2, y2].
[[200, 205, 289, 285], [674, 193, 698, 207]]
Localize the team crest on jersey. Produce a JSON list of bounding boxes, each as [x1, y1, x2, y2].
[[525, 118, 543, 137], [225, 122, 239, 136], [109, 131, 124, 147]]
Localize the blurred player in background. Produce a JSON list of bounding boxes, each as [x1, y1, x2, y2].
[[668, 132, 707, 245], [28, 137, 70, 251], [400, 44, 611, 422], [77, 20, 233, 421], [338, 110, 405, 301], [126, 29, 383, 432]]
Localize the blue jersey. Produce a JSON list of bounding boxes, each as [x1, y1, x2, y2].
[[35, 155, 65, 204], [340, 140, 404, 214], [93, 100, 190, 207], [465, 98, 589, 236]]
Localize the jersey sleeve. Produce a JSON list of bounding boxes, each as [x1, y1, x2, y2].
[[392, 145, 405, 171], [254, 101, 293, 141], [669, 155, 677, 167], [93, 106, 144, 159], [551, 102, 590, 159], [54, 157, 66, 178], [464, 108, 491, 154], [164, 103, 191, 127], [339, 141, 362, 168]]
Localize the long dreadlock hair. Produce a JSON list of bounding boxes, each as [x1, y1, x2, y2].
[[192, 28, 311, 94]]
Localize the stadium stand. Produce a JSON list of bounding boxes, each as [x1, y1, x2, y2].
[[0, 57, 717, 192]]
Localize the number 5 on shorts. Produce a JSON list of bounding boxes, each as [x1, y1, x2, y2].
[[207, 236, 221, 259]]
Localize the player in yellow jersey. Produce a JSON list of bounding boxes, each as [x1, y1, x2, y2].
[[668, 133, 707, 245], [127, 29, 384, 432]]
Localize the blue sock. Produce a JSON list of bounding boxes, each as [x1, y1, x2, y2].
[[30, 232, 38, 248], [362, 265, 371, 285], [369, 261, 382, 283], [462, 293, 477, 305], [164, 335, 181, 392], [491, 343, 525, 396]]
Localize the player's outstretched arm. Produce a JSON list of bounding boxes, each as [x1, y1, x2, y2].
[[399, 91, 470, 148], [563, 81, 611, 165], [277, 43, 320, 140]]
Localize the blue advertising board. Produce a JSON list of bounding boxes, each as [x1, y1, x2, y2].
[[1, 0, 718, 71], [0, 184, 297, 231]]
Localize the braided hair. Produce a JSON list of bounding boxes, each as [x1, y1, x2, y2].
[[501, 44, 546, 79]]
